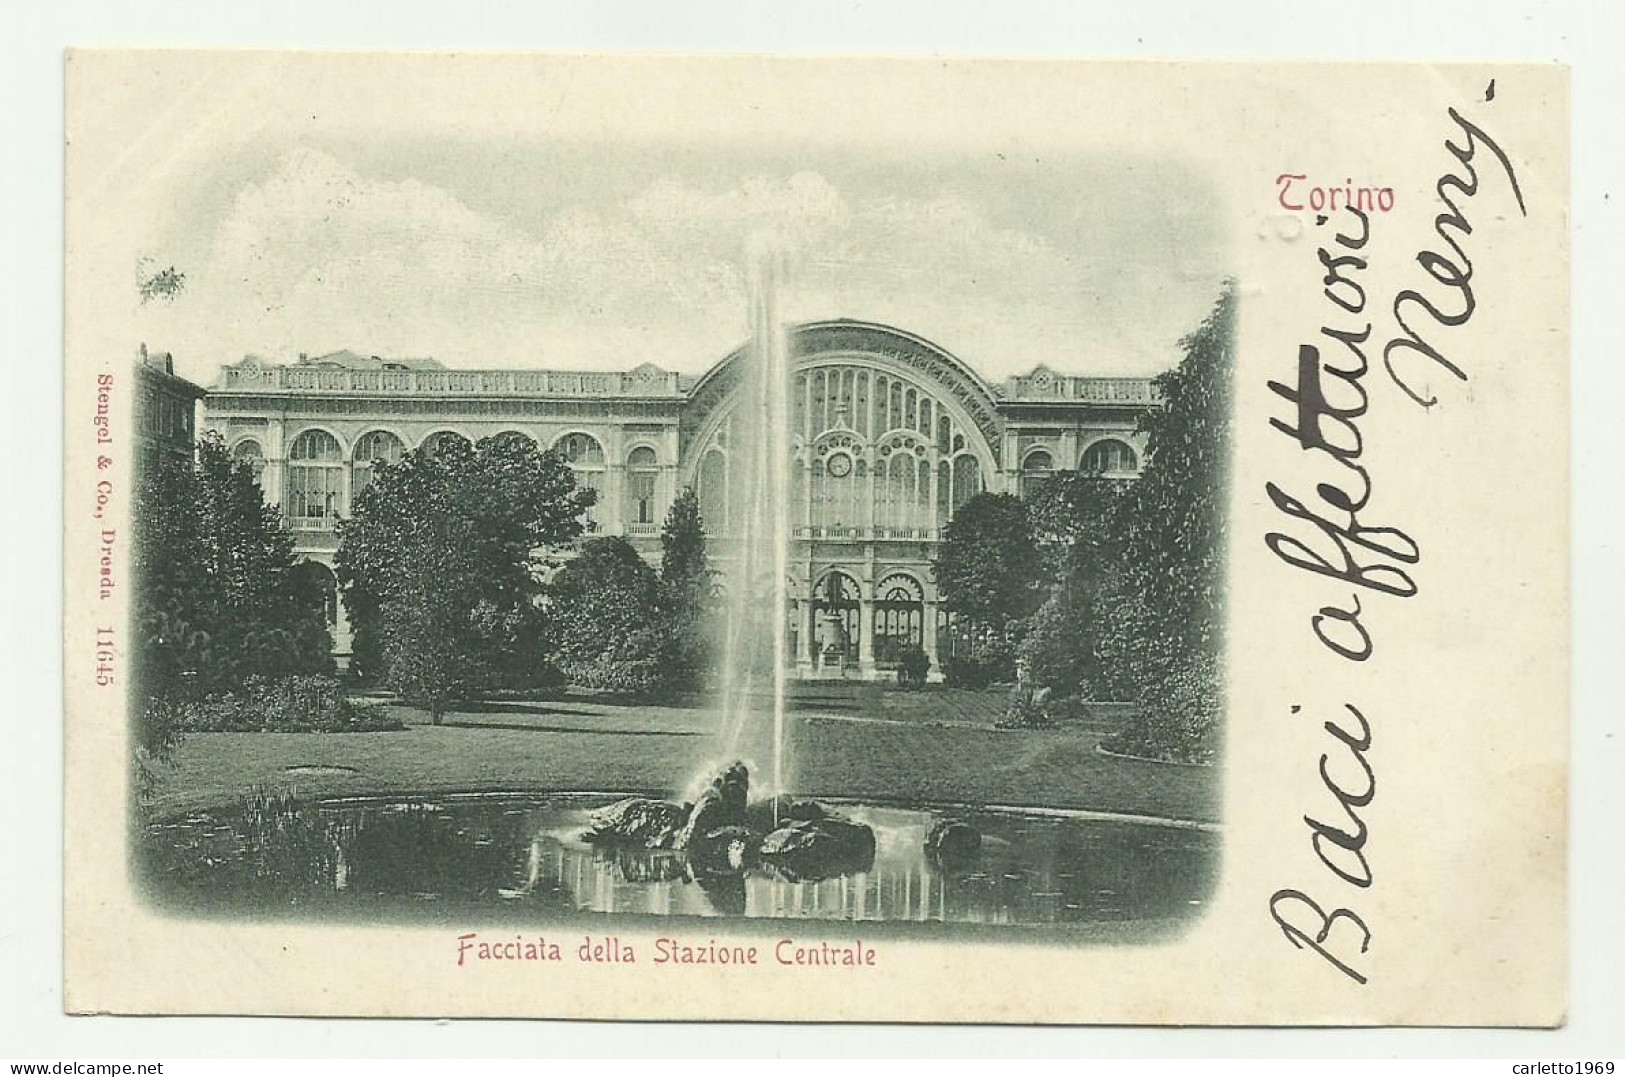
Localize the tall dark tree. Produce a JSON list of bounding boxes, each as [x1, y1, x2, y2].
[[132, 431, 330, 707], [660, 486, 709, 587], [1103, 280, 1236, 759], [659, 486, 715, 686], [131, 432, 330, 785], [376, 526, 484, 725], [1018, 472, 1126, 699], [932, 492, 1045, 635], [336, 433, 594, 711], [548, 536, 671, 695]]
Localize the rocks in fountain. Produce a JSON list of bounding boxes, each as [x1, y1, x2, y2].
[[759, 815, 877, 881], [587, 762, 877, 885], [586, 797, 688, 849], [924, 818, 982, 865], [687, 825, 761, 873], [674, 761, 752, 851], [744, 793, 827, 834]]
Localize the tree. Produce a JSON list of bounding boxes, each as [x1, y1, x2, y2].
[[336, 434, 594, 709], [548, 536, 671, 695], [661, 485, 710, 589], [1018, 472, 1126, 699], [1103, 280, 1236, 760], [132, 431, 330, 707], [377, 533, 484, 725], [131, 432, 330, 789], [932, 492, 1044, 637], [659, 486, 715, 686]]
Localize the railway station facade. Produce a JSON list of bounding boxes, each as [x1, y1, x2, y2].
[[200, 319, 1156, 679]]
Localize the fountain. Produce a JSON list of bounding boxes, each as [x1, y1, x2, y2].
[[139, 237, 1222, 931], [577, 239, 882, 878], [713, 239, 795, 800]]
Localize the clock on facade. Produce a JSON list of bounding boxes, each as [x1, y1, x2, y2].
[[826, 452, 853, 478]]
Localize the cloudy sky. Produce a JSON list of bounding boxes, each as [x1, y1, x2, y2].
[[130, 131, 1230, 387]]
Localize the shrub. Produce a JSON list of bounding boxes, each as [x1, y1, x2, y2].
[[1017, 589, 1098, 699], [559, 654, 669, 698], [168, 675, 403, 733], [995, 686, 1055, 730], [1099, 651, 1222, 764], [549, 537, 677, 694], [132, 694, 189, 802], [894, 645, 931, 688], [482, 663, 568, 700]]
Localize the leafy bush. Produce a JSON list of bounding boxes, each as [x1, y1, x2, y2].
[[932, 493, 1045, 632], [168, 675, 403, 733], [482, 663, 567, 699], [557, 654, 669, 697], [1018, 589, 1099, 700], [549, 538, 679, 695], [338, 431, 593, 703], [894, 645, 931, 688], [132, 694, 189, 802], [1099, 651, 1223, 764], [995, 686, 1055, 730]]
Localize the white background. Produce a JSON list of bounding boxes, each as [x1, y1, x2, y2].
[[3, 0, 1620, 1059]]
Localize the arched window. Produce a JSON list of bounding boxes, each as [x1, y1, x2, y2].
[[951, 454, 983, 513], [351, 430, 405, 496], [874, 573, 925, 668], [877, 442, 929, 534], [1081, 438, 1139, 474], [1020, 449, 1054, 497], [626, 445, 659, 528], [698, 450, 728, 534], [810, 436, 862, 534], [291, 560, 339, 628], [421, 430, 472, 459], [285, 430, 343, 530], [232, 439, 265, 483], [812, 570, 862, 670], [554, 432, 605, 496]]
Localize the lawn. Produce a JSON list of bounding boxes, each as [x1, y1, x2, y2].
[[146, 688, 1219, 824]]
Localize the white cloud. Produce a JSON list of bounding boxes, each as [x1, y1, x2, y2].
[[141, 146, 1227, 386]]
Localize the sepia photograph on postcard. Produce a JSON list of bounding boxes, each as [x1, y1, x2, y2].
[[62, 52, 1568, 1024]]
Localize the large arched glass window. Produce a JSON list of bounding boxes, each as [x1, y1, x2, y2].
[[1081, 438, 1139, 475], [626, 445, 659, 527], [232, 438, 265, 483], [351, 430, 405, 496], [697, 449, 728, 534], [1020, 449, 1054, 497], [951, 454, 983, 513], [811, 438, 862, 533], [285, 429, 343, 530], [877, 442, 930, 533]]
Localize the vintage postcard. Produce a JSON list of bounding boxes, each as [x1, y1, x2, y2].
[[62, 52, 1568, 1024]]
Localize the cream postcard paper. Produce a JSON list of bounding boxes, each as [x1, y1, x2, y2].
[[63, 53, 1567, 1024]]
